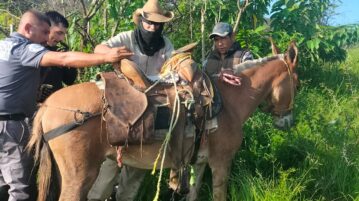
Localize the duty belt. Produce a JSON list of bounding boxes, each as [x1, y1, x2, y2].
[[0, 113, 26, 121]]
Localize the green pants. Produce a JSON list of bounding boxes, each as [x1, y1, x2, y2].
[[87, 158, 147, 201]]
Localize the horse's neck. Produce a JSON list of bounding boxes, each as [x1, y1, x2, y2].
[[219, 61, 280, 126]]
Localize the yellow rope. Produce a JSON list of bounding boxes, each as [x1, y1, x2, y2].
[[160, 53, 192, 77], [147, 53, 194, 201], [178, 89, 195, 109], [144, 53, 191, 94], [152, 72, 182, 201]]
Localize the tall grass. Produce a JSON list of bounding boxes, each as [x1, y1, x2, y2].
[[138, 47, 359, 201], [225, 46, 359, 201]]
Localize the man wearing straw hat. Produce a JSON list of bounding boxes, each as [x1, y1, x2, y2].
[[88, 0, 175, 200]]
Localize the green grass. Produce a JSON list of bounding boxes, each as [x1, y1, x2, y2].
[[225, 46, 359, 201], [138, 46, 359, 201]]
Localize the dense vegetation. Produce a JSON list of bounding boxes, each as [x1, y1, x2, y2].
[[1, 0, 358, 200]]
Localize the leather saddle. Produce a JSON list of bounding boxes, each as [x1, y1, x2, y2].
[[101, 72, 154, 146], [101, 43, 214, 147], [115, 59, 151, 89], [101, 70, 202, 146]]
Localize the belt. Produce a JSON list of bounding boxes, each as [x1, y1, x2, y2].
[[0, 113, 26, 121]]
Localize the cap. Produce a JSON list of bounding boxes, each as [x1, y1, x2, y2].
[[209, 22, 233, 39]]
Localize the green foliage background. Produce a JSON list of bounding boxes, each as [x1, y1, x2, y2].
[[1, 0, 359, 200]]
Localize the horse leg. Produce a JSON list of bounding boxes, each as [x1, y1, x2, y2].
[[208, 127, 243, 201], [209, 159, 233, 201], [186, 162, 207, 201], [50, 119, 112, 201], [59, 164, 100, 201], [186, 139, 209, 201], [54, 141, 107, 201]]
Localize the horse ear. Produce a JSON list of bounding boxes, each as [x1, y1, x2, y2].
[[285, 41, 298, 69], [269, 36, 280, 55]]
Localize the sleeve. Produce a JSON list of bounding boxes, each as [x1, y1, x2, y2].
[[101, 31, 131, 48], [21, 43, 49, 68], [202, 57, 209, 71], [62, 68, 78, 85], [163, 37, 174, 60]]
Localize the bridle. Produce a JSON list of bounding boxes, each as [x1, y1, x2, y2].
[[271, 55, 295, 117]]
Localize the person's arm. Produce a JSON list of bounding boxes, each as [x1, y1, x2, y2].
[[40, 47, 133, 68], [94, 31, 130, 54], [94, 44, 112, 54]]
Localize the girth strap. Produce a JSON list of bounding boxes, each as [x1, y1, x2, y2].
[[43, 112, 101, 142]]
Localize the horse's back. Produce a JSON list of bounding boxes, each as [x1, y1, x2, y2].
[[41, 82, 103, 129], [46, 82, 103, 111], [40, 82, 110, 153]]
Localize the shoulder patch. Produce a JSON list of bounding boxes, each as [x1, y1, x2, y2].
[[0, 41, 14, 61], [28, 44, 45, 53]]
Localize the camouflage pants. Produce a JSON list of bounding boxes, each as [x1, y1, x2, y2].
[[0, 120, 36, 201]]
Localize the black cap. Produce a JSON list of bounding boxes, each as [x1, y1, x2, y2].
[[209, 22, 233, 39]]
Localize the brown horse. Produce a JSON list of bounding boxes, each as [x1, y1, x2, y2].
[[186, 41, 299, 201], [28, 42, 298, 201]]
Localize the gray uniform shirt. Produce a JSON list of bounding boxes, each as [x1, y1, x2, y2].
[[102, 30, 174, 79], [0, 32, 49, 116]]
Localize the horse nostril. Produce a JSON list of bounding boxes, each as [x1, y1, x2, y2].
[[273, 114, 294, 130]]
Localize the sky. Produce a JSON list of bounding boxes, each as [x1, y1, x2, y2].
[[330, 0, 359, 25]]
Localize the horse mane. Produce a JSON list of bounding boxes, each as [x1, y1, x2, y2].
[[233, 54, 285, 74]]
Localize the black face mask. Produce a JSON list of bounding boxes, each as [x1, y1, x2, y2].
[[134, 18, 165, 56]]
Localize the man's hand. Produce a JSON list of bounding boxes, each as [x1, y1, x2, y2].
[[104, 46, 134, 63], [219, 69, 241, 86]]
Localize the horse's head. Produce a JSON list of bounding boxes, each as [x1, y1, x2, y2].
[[262, 41, 299, 130], [160, 50, 213, 121], [160, 42, 199, 83]]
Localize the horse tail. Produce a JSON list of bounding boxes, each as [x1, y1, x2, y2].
[[27, 107, 45, 163], [27, 106, 58, 201]]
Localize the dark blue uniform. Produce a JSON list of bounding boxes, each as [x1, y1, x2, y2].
[[0, 32, 48, 201]]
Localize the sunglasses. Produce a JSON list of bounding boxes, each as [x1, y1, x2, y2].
[[141, 18, 163, 26]]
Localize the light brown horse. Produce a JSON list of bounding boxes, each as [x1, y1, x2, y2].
[[186, 41, 299, 201], [28, 42, 298, 201]]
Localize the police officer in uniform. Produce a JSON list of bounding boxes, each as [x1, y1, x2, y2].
[[0, 10, 132, 201]]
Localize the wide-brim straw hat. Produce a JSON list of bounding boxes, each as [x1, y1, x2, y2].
[[133, 0, 174, 25]]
